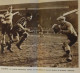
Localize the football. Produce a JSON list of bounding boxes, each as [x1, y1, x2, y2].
[[52, 24, 60, 33]]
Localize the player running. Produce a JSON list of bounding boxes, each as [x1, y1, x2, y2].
[[54, 16, 77, 62], [10, 12, 32, 50]]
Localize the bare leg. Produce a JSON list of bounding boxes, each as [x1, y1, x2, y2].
[[62, 42, 72, 62], [13, 33, 19, 42]]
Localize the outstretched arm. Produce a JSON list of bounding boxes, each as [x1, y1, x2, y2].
[[52, 24, 58, 29], [13, 12, 19, 16], [17, 23, 25, 31], [17, 23, 30, 32]]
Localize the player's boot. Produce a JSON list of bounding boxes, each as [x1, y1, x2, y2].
[[16, 43, 22, 50], [66, 54, 72, 62]]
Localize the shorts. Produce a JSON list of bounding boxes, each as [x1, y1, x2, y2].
[[67, 34, 77, 46], [12, 25, 25, 37], [1, 23, 12, 34]]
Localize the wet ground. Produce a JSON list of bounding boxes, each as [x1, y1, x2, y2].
[[0, 34, 78, 68]]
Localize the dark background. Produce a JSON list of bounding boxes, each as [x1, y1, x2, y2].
[[0, 1, 78, 32]]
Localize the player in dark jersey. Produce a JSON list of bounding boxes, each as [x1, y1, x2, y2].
[[57, 16, 77, 62], [10, 13, 32, 50]]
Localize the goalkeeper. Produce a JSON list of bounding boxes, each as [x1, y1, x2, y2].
[[53, 16, 77, 62]]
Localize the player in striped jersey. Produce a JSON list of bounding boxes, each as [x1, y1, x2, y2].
[[11, 13, 32, 50]]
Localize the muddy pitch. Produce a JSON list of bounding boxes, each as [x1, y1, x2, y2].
[[0, 34, 78, 68]]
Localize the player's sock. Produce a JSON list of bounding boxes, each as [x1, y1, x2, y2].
[[65, 50, 72, 62], [1, 44, 5, 54], [6, 41, 13, 53], [16, 33, 27, 50]]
